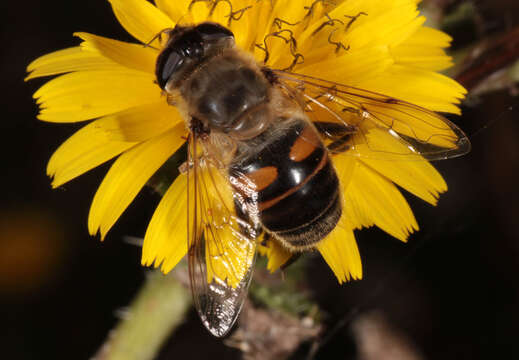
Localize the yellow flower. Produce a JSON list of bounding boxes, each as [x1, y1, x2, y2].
[[27, 0, 467, 284]]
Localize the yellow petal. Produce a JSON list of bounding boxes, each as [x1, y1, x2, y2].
[[300, 45, 394, 88], [48, 123, 137, 188], [75, 32, 158, 74], [88, 124, 187, 239], [263, 238, 292, 273], [34, 70, 161, 122], [392, 44, 453, 71], [333, 151, 357, 192], [142, 173, 188, 271], [331, 2, 422, 49], [317, 219, 362, 284], [91, 101, 184, 142], [155, 0, 191, 23], [405, 26, 452, 48], [25, 47, 120, 81], [329, 0, 418, 19], [357, 65, 466, 114], [359, 131, 447, 205], [109, 0, 174, 45], [344, 161, 418, 241]]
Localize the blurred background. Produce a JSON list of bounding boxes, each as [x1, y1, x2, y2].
[[2, 0, 519, 359]]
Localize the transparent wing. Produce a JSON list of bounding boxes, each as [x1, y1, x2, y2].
[[187, 132, 259, 337], [273, 70, 471, 161]]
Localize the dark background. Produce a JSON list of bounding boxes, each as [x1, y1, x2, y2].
[[2, 0, 519, 359]]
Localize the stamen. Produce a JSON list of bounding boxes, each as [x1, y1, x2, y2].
[[328, 29, 350, 54], [303, 0, 335, 21], [208, 0, 225, 17], [227, 5, 252, 24], [312, 13, 344, 36], [273, 17, 301, 29], [255, 29, 304, 70], [206, 0, 252, 26], [344, 12, 367, 31], [188, 0, 213, 12], [283, 53, 304, 72], [254, 43, 270, 63], [144, 28, 173, 50]]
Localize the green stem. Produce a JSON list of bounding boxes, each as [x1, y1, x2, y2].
[[92, 271, 191, 360]]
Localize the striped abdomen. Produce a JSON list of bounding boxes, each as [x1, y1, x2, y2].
[[231, 118, 341, 250]]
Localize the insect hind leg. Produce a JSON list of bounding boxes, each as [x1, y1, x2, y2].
[[313, 121, 357, 139], [313, 121, 356, 154]]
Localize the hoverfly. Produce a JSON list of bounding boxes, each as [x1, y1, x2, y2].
[[154, 21, 470, 337]]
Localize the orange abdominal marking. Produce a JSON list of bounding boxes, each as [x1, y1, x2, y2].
[[289, 126, 320, 161], [243, 166, 278, 191], [259, 152, 328, 211]]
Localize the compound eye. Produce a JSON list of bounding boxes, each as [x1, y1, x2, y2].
[[156, 48, 183, 89], [195, 22, 234, 41]]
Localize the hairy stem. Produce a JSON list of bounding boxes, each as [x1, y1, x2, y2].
[[92, 270, 191, 360]]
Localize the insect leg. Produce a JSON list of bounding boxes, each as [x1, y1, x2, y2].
[[313, 121, 357, 139]]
